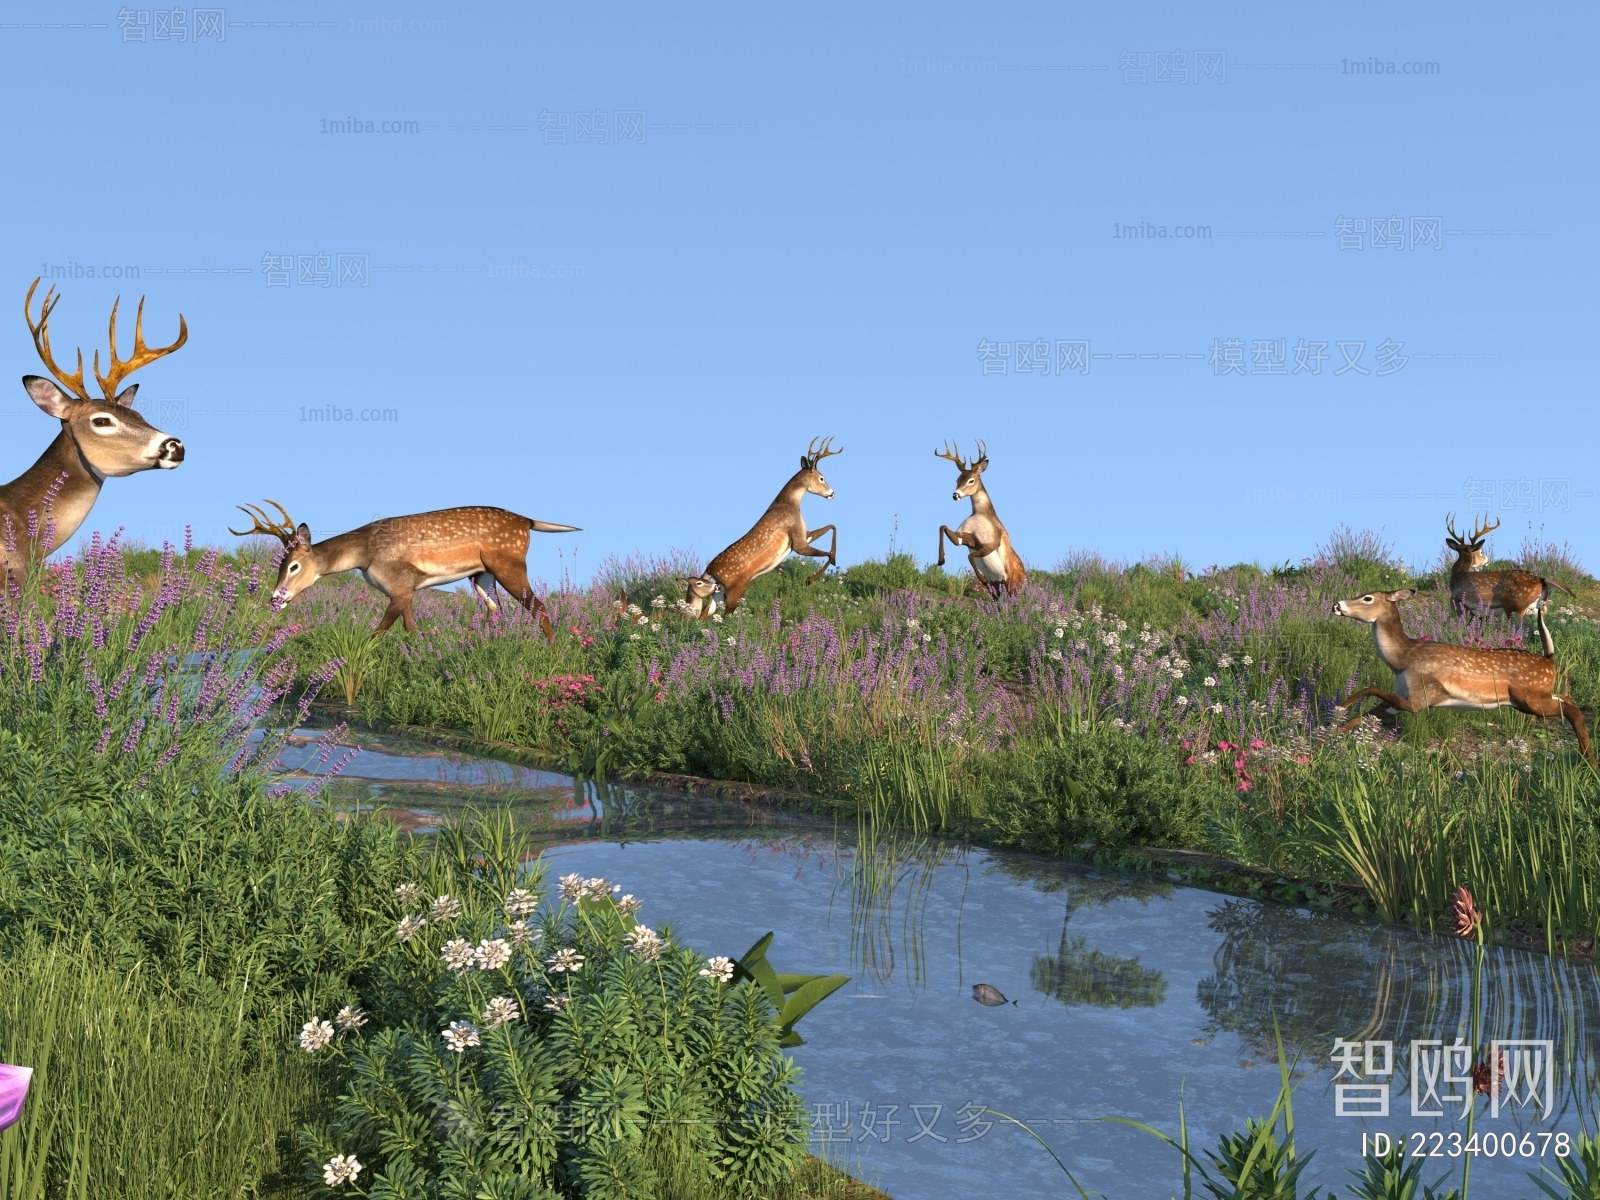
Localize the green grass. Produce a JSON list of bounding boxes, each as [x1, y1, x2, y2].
[[0, 946, 316, 1199]]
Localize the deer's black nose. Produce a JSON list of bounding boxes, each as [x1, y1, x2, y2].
[[159, 438, 185, 464]]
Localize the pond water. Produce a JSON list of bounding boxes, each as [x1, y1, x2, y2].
[[280, 728, 1600, 1199]]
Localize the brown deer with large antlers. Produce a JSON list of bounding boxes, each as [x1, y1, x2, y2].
[[1443, 513, 1573, 618], [683, 437, 842, 618], [1332, 589, 1593, 762], [232, 500, 579, 640], [934, 440, 1024, 597], [1, 279, 186, 572]]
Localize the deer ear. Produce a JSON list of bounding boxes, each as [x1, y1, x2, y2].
[[1389, 588, 1415, 602], [23, 376, 77, 419], [800, 455, 810, 470], [975, 458, 989, 473], [113, 383, 139, 408], [294, 522, 312, 547]]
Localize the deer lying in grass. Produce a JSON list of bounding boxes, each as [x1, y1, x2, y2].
[[232, 500, 579, 640], [1332, 589, 1592, 762], [683, 437, 842, 618], [1444, 513, 1573, 618], [3, 280, 186, 572], [934, 440, 1025, 597]]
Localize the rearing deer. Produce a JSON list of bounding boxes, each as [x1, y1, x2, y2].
[[232, 500, 579, 641], [683, 437, 842, 618], [2, 280, 186, 572], [1443, 513, 1573, 618], [1333, 589, 1592, 762], [935, 440, 1024, 597]]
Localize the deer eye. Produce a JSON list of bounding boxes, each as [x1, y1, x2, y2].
[[91, 416, 114, 429], [1362, 595, 1374, 603], [288, 563, 301, 574]]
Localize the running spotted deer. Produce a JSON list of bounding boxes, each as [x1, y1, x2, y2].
[[1443, 513, 1573, 618], [1332, 589, 1593, 762], [2, 280, 187, 572], [683, 437, 842, 618], [934, 440, 1025, 597], [231, 500, 580, 640]]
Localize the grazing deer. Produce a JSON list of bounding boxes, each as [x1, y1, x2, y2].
[[1332, 589, 1592, 762], [2, 280, 186, 572], [934, 440, 1025, 597], [1443, 513, 1573, 618], [683, 437, 842, 618], [231, 500, 579, 640]]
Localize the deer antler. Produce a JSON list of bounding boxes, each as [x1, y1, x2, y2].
[[804, 436, 842, 466], [93, 295, 188, 398], [24, 278, 93, 401], [934, 441, 970, 471], [228, 499, 299, 545], [1470, 515, 1500, 543], [1445, 512, 1461, 543], [973, 438, 989, 467]]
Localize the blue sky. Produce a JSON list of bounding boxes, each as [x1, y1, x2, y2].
[[3, 3, 1594, 582]]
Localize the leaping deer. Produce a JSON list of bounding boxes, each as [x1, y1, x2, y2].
[[683, 437, 842, 618], [231, 500, 579, 641], [1443, 513, 1573, 618], [934, 440, 1024, 597], [1332, 589, 1593, 762], [2, 279, 187, 572]]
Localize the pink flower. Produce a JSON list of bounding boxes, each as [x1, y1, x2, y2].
[[1249, 740, 1264, 750], [1217, 741, 1233, 752], [1236, 781, 1252, 793], [1184, 755, 1196, 765], [0, 1064, 31, 1132]]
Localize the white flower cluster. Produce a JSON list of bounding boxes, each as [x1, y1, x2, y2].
[[475, 938, 512, 971], [699, 956, 735, 983], [616, 893, 642, 916], [558, 873, 619, 903], [482, 996, 521, 1029], [504, 887, 540, 917], [336, 1005, 368, 1031], [548, 947, 585, 973], [299, 1018, 334, 1054], [440, 938, 476, 974], [430, 894, 463, 922], [323, 1154, 363, 1187], [508, 918, 542, 947], [442, 1020, 481, 1053], [394, 882, 421, 907], [624, 925, 664, 963], [396, 914, 427, 942]]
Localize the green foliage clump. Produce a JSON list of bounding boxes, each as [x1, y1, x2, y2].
[[299, 814, 825, 1199], [978, 729, 1220, 853]]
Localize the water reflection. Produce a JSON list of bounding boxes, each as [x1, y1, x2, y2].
[[834, 820, 960, 991], [1198, 899, 1600, 1118]]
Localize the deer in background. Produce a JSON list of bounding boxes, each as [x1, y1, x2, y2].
[[683, 437, 842, 618], [1, 280, 187, 573], [1444, 513, 1573, 619], [1332, 589, 1592, 762], [231, 500, 580, 640], [935, 440, 1024, 597]]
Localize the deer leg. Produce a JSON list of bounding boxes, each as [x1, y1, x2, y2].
[[374, 594, 415, 635], [1508, 688, 1596, 763], [1338, 687, 1425, 731], [797, 525, 837, 584], [721, 581, 749, 615], [470, 571, 500, 612], [937, 526, 965, 567], [482, 552, 555, 643], [1563, 701, 1595, 764]]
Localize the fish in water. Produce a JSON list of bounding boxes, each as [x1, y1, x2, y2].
[[972, 984, 1016, 1007]]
